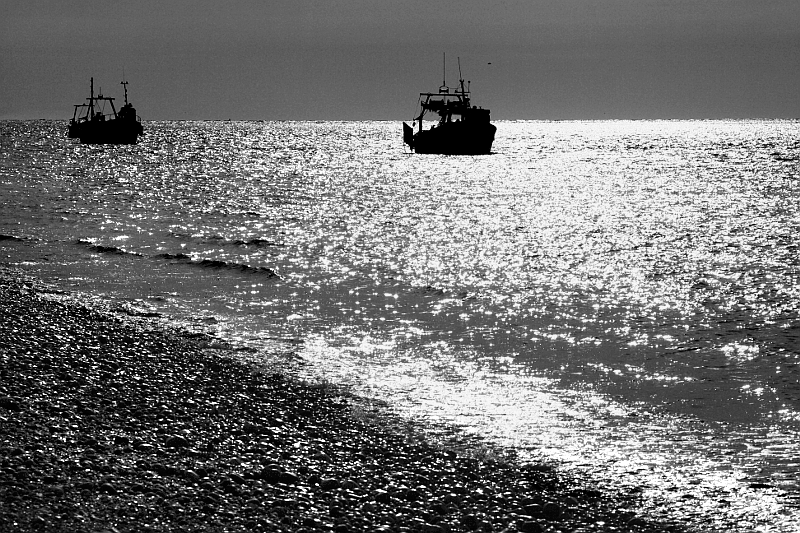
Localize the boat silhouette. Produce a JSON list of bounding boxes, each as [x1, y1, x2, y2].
[[68, 78, 143, 144], [403, 56, 496, 155]]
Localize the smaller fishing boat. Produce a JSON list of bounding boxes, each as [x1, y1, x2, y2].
[[68, 78, 143, 144], [403, 56, 496, 155]]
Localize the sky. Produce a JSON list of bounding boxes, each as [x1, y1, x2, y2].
[[3, 0, 800, 120]]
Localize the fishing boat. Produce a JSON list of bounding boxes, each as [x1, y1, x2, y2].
[[68, 78, 143, 144], [403, 56, 496, 155]]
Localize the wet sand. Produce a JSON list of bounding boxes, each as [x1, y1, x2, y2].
[[0, 266, 685, 532]]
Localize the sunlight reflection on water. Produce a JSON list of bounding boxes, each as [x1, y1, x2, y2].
[[2, 119, 800, 531]]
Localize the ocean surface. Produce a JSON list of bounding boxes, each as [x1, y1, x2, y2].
[[2, 119, 800, 531]]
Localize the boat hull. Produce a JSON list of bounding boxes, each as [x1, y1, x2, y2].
[[68, 118, 143, 145], [404, 121, 496, 155]]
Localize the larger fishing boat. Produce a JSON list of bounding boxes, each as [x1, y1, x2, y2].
[[68, 78, 143, 144], [403, 57, 496, 155]]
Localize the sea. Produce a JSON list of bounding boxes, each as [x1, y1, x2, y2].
[[2, 119, 800, 531]]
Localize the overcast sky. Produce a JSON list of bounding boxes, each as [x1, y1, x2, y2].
[[3, 0, 800, 120]]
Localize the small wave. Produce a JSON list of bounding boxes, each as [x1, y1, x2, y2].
[[169, 232, 284, 248], [772, 153, 798, 162], [232, 238, 284, 248], [77, 240, 142, 257], [197, 259, 279, 277], [153, 253, 279, 278], [420, 285, 446, 296], [109, 301, 162, 318], [153, 252, 193, 261]]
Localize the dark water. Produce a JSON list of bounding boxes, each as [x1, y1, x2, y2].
[[2, 119, 800, 531]]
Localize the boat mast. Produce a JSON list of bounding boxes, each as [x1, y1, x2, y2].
[[121, 80, 129, 106], [439, 52, 448, 93], [90, 77, 94, 117], [458, 57, 465, 95]]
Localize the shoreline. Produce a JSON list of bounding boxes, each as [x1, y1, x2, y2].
[[0, 266, 685, 532]]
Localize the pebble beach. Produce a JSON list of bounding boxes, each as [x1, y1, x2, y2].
[[0, 266, 686, 533]]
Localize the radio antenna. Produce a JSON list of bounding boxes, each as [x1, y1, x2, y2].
[[120, 68, 129, 106]]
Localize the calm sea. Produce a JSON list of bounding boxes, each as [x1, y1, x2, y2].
[[2, 119, 800, 531]]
